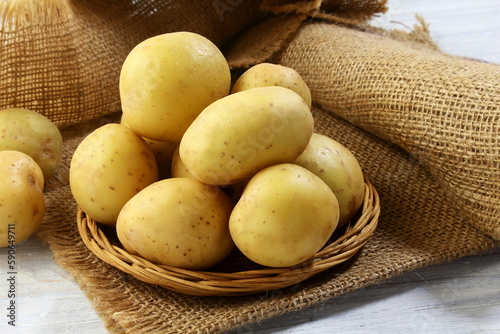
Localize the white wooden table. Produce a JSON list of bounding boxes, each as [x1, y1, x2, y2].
[[1, 1, 499, 333]]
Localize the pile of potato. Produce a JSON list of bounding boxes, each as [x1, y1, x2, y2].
[[0, 108, 63, 247], [69, 32, 365, 270]]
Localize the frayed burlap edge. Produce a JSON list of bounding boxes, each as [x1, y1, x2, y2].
[[225, 0, 390, 68]]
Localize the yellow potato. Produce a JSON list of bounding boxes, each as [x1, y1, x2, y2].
[[179, 86, 314, 185], [143, 138, 178, 180], [0, 151, 45, 247], [170, 146, 195, 179], [121, 115, 177, 179], [69, 123, 158, 225], [120, 31, 231, 142], [229, 163, 339, 268], [232, 63, 312, 109], [0, 108, 62, 181], [293, 133, 365, 228], [220, 179, 248, 205], [171, 147, 247, 204], [116, 178, 234, 270]]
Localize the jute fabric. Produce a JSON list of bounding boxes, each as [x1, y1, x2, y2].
[[1, 0, 498, 332]]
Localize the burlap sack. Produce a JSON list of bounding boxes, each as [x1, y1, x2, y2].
[[2, 0, 499, 333], [274, 22, 500, 240], [0, 0, 266, 127]]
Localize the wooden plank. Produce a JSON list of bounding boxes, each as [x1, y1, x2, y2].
[[230, 248, 500, 333]]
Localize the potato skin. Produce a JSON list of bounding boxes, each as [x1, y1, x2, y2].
[[0, 108, 62, 181], [232, 63, 312, 109], [229, 163, 339, 268], [143, 137, 178, 180], [119, 31, 231, 142], [171, 146, 196, 179], [69, 123, 158, 225], [293, 133, 365, 228], [121, 115, 177, 180], [179, 86, 314, 185], [0, 151, 45, 247], [171, 147, 247, 204], [116, 178, 234, 270]]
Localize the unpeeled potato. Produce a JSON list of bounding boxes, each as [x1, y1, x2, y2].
[[0, 151, 45, 247], [0, 108, 62, 181], [179, 86, 314, 185], [120, 31, 231, 142], [121, 115, 177, 180], [116, 178, 234, 270], [232, 63, 312, 109], [143, 138, 178, 180], [229, 163, 339, 268], [69, 123, 158, 225], [293, 133, 365, 228], [171, 146, 195, 179]]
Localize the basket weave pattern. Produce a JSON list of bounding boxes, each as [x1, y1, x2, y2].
[[77, 175, 380, 296]]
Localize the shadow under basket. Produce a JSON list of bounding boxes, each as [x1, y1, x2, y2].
[[77, 175, 380, 297]]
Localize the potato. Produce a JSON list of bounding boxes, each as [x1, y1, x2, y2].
[[120, 31, 231, 142], [171, 146, 195, 179], [171, 147, 247, 204], [116, 178, 234, 270], [120, 117, 179, 180], [293, 133, 365, 228], [143, 137, 178, 180], [229, 163, 339, 267], [0, 108, 62, 181], [121, 115, 177, 179], [232, 63, 312, 109], [179, 86, 314, 185], [220, 179, 248, 205], [0, 151, 45, 247], [69, 123, 158, 225]]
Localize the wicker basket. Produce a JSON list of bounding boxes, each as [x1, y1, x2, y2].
[[77, 175, 380, 296]]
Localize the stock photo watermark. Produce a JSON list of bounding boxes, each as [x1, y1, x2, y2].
[[5, 223, 17, 327]]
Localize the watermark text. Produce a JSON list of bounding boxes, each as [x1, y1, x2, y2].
[[5, 223, 16, 327]]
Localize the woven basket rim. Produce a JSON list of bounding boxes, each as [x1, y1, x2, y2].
[[77, 175, 380, 296]]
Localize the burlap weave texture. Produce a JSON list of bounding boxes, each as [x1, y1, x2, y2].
[[39, 108, 496, 333], [0, 0, 265, 127], [1, 0, 499, 332], [274, 22, 500, 240]]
